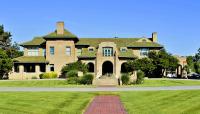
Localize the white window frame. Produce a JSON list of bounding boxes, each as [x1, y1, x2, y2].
[[66, 46, 71, 56], [27, 47, 39, 56], [140, 48, 149, 57], [103, 47, 113, 57]]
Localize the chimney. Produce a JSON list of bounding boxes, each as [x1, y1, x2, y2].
[[152, 32, 157, 42], [56, 21, 64, 35]]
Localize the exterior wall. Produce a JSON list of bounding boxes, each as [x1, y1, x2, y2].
[[46, 40, 76, 75]]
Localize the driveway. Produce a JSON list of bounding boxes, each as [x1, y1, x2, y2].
[[0, 86, 200, 92]]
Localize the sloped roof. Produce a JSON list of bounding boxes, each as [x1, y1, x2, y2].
[[13, 56, 48, 63], [20, 37, 45, 46], [118, 49, 136, 58], [44, 29, 78, 39], [78, 48, 96, 58], [76, 38, 163, 48]]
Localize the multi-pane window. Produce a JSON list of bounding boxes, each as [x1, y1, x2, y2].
[[77, 48, 82, 56], [43, 49, 46, 56], [140, 48, 149, 57], [27, 47, 39, 56], [103, 47, 113, 56], [50, 46, 54, 55], [66, 47, 71, 56]]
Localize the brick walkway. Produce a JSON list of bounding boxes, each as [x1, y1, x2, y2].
[[84, 95, 127, 114]]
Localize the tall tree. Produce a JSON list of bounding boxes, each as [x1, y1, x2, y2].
[[0, 49, 12, 79], [0, 25, 12, 50]]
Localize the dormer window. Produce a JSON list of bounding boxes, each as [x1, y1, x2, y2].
[[120, 47, 127, 52], [103, 47, 113, 56], [28, 47, 39, 56], [88, 47, 94, 52]]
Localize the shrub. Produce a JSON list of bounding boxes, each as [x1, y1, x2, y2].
[[39, 72, 58, 79], [80, 74, 94, 85], [121, 73, 130, 85], [61, 61, 88, 77], [136, 71, 145, 84], [66, 77, 80, 84], [66, 70, 78, 78]]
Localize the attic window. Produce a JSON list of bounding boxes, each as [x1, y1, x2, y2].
[[88, 47, 94, 52], [120, 47, 127, 52]]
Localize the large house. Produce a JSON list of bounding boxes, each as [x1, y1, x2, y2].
[[9, 22, 163, 80]]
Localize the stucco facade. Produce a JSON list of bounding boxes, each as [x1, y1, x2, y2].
[[9, 22, 163, 80]]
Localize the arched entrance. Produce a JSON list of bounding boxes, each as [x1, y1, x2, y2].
[[102, 61, 113, 75], [87, 62, 94, 72], [121, 62, 128, 73]]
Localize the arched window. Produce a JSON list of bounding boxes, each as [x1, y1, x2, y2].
[[87, 63, 94, 72]]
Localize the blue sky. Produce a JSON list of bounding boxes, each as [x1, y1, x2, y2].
[[0, 0, 199, 56]]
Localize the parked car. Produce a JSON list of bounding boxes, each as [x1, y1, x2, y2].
[[187, 73, 200, 79], [167, 73, 176, 78]]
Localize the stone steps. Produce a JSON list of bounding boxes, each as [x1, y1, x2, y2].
[[93, 76, 119, 86]]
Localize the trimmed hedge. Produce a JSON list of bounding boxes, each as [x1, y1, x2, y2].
[[39, 72, 58, 79], [80, 74, 94, 85], [121, 73, 130, 85], [66, 70, 78, 78]]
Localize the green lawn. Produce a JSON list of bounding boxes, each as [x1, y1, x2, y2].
[[137, 79, 200, 87], [0, 91, 200, 114], [0, 79, 200, 87]]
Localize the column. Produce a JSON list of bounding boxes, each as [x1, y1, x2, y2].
[[35, 65, 40, 74]]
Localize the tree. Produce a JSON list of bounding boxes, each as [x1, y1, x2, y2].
[[194, 48, 200, 62], [0, 25, 12, 50], [0, 49, 12, 79], [6, 42, 23, 58]]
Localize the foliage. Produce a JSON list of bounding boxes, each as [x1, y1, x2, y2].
[[39, 72, 58, 79], [136, 71, 145, 84], [61, 61, 88, 77], [121, 73, 130, 85], [6, 42, 23, 58], [194, 62, 200, 74], [66, 70, 78, 78], [0, 25, 12, 50], [0, 49, 13, 79], [79, 74, 94, 85], [66, 77, 80, 84], [127, 49, 179, 78]]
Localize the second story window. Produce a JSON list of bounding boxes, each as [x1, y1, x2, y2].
[[140, 48, 149, 57], [103, 47, 113, 57], [43, 49, 46, 56], [66, 47, 71, 56], [50, 46, 54, 55], [28, 47, 39, 56]]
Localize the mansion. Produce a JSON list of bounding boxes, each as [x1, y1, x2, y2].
[[9, 22, 164, 80]]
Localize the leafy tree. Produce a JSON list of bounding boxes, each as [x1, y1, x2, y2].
[[6, 42, 23, 58], [194, 48, 200, 62], [0, 25, 12, 50], [0, 49, 12, 79]]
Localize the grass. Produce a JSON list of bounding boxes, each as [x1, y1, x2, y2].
[[137, 79, 200, 87], [120, 90, 200, 114], [0, 79, 200, 87], [0, 91, 200, 114], [0, 80, 93, 87]]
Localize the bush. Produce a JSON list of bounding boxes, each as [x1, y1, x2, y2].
[[61, 61, 88, 77], [39, 72, 58, 79], [121, 73, 130, 85], [66, 77, 80, 84], [136, 71, 145, 84], [66, 70, 78, 78], [31, 76, 38, 79], [80, 74, 94, 85]]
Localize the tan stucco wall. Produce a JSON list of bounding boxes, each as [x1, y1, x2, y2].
[[46, 40, 76, 75]]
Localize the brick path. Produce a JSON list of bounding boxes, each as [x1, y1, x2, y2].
[[84, 95, 127, 114]]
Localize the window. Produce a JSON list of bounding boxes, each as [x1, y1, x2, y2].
[[140, 48, 149, 57], [43, 49, 46, 56], [66, 47, 71, 56], [103, 47, 113, 56], [88, 48, 94, 52], [50, 46, 54, 55], [50, 64, 54, 71], [77, 48, 82, 56], [27, 47, 39, 56], [120, 47, 127, 52]]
